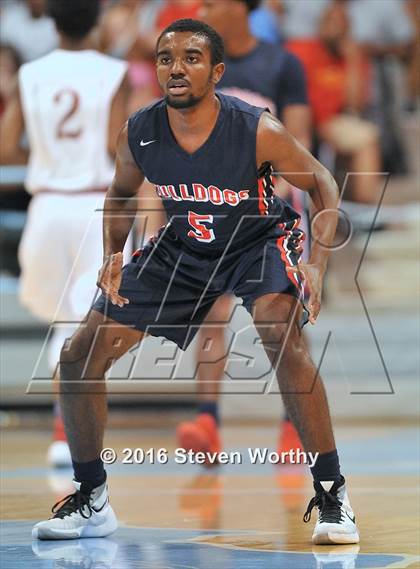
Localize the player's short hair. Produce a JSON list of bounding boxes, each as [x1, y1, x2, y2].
[[240, 0, 262, 11], [47, 0, 100, 40], [156, 19, 224, 66]]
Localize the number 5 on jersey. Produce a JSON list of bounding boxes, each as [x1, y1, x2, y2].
[[187, 211, 215, 243]]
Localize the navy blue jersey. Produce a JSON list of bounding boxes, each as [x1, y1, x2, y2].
[[218, 42, 307, 118], [127, 93, 299, 255]]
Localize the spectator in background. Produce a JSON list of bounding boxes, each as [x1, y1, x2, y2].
[[249, 0, 283, 45], [0, 44, 22, 118], [99, 0, 165, 62], [281, 0, 416, 176], [156, 0, 201, 31], [348, 0, 414, 59], [99, 0, 162, 113], [280, 0, 330, 41], [405, 0, 420, 111], [0, 0, 58, 62], [201, 0, 311, 147], [346, 0, 416, 174], [287, 2, 381, 204], [99, 0, 148, 60], [0, 43, 25, 278]]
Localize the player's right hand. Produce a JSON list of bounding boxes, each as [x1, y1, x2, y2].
[[286, 262, 323, 325], [97, 252, 129, 308]]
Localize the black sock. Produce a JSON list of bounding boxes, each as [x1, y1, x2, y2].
[[310, 449, 342, 482], [72, 457, 106, 489], [198, 401, 219, 425]]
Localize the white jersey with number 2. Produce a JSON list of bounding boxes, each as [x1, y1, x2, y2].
[[19, 49, 127, 194], [18, 49, 128, 367]]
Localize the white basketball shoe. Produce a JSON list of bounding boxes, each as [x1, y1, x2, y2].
[[304, 478, 360, 545], [32, 480, 118, 540]]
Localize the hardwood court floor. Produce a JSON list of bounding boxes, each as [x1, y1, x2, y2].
[[1, 422, 419, 568]]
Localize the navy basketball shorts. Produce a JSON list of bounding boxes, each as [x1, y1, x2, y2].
[[93, 221, 305, 350]]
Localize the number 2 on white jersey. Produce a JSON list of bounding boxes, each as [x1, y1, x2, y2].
[[187, 211, 215, 243], [54, 88, 82, 139]]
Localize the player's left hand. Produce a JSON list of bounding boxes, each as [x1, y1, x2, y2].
[[286, 262, 324, 325]]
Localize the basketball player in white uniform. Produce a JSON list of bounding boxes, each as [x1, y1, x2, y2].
[[0, 0, 128, 466]]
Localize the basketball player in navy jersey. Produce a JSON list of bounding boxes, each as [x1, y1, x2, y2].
[[33, 19, 359, 545], [176, 0, 311, 460]]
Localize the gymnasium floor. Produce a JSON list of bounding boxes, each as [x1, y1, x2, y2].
[[1, 422, 419, 568]]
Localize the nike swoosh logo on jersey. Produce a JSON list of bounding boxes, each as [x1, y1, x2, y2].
[[140, 139, 156, 147]]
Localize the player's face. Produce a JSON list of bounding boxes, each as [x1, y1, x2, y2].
[[156, 32, 224, 110]]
